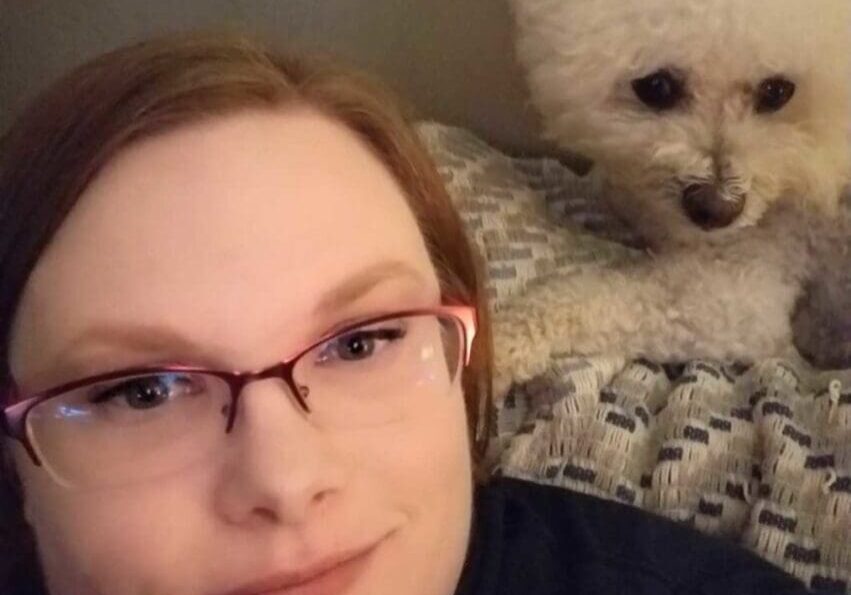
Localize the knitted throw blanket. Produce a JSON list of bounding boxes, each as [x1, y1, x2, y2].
[[417, 122, 851, 593]]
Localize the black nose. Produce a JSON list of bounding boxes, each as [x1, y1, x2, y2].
[[681, 183, 745, 230]]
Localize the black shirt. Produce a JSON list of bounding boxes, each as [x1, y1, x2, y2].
[[455, 478, 810, 595]]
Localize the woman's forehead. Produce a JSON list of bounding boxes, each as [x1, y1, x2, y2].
[[58, 108, 427, 267], [10, 108, 438, 383]]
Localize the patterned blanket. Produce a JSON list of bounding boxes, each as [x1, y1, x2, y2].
[[417, 122, 851, 593]]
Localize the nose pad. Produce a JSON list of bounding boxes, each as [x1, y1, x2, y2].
[[681, 183, 745, 230]]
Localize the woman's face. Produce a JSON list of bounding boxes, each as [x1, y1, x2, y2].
[[7, 109, 473, 595]]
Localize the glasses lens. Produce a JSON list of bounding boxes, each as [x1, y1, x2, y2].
[[293, 313, 465, 427], [26, 372, 231, 488]]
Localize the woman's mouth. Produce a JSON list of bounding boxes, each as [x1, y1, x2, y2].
[[218, 538, 385, 595]]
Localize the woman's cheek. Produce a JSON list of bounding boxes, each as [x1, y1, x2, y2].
[[337, 384, 472, 595], [22, 465, 210, 595], [349, 382, 471, 498]]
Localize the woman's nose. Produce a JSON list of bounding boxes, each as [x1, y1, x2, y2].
[[213, 379, 349, 528]]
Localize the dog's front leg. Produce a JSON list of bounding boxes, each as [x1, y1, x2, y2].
[[491, 264, 678, 398], [491, 248, 803, 398]]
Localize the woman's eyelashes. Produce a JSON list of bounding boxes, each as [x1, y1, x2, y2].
[[88, 373, 202, 409], [314, 321, 408, 365]]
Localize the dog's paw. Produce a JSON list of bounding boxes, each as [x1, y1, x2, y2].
[[792, 263, 851, 370], [491, 311, 555, 401]]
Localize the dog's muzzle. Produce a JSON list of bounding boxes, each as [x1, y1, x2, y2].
[[681, 183, 745, 230]]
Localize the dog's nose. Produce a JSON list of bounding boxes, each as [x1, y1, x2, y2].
[[681, 183, 744, 230]]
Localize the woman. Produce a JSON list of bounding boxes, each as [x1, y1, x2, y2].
[[0, 34, 810, 595]]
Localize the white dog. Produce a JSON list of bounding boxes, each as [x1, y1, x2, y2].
[[494, 0, 851, 394]]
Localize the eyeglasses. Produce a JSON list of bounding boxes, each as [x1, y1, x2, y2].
[[2, 306, 476, 489]]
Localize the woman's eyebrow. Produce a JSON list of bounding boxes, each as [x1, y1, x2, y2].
[[39, 261, 429, 382], [313, 260, 429, 317], [43, 324, 219, 382]]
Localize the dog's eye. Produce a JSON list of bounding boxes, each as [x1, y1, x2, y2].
[[631, 69, 685, 111], [756, 77, 796, 113]]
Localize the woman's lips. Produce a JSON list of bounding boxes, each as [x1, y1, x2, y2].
[[263, 547, 375, 595], [219, 538, 384, 595]]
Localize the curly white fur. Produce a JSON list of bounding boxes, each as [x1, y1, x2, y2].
[[496, 0, 851, 395]]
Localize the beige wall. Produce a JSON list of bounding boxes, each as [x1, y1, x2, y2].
[[0, 0, 556, 156]]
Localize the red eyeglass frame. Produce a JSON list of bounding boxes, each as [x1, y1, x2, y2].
[[1, 305, 477, 467]]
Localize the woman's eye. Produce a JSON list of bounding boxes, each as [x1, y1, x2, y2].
[[631, 69, 685, 111], [318, 325, 407, 364], [337, 332, 376, 361], [755, 76, 796, 113], [90, 374, 198, 410]]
